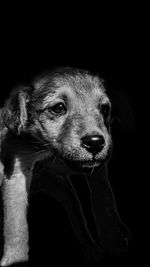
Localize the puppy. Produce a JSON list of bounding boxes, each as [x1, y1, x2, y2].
[[0, 67, 133, 266]]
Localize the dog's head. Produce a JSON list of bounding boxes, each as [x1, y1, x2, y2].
[[30, 68, 113, 169], [2, 67, 133, 169]]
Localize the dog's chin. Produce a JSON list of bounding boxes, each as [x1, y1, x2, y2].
[[63, 157, 105, 173], [79, 160, 102, 169], [63, 148, 111, 169], [53, 146, 112, 172]]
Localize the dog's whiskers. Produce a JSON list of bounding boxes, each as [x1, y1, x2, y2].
[[40, 143, 51, 147], [22, 149, 49, 159], [31, 149, 48, 156], [30, 141, 49, 146], [91, 167, 95, 174]]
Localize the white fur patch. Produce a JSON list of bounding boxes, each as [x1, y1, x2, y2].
[[0, 158, 29, 266]]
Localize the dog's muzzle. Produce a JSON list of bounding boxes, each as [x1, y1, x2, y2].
[[81, 134, 105, 155]]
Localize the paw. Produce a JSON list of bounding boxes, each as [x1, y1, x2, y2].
[[0, 245, 29, 266], [0, 256, 28, 267], [100, 220, 131, 254]]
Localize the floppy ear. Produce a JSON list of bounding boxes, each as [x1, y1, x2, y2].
[[109, 90, 134, 130], [1, 85, 31, 134]]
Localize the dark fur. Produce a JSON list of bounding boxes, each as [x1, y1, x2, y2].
[[0, 67, 133, 266]]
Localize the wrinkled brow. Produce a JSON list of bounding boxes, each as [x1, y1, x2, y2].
[[31, 81, 57, 108], [31, 72, 107, 108], [55, 75, 106, 96]]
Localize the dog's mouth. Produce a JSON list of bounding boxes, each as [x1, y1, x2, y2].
[[79, 160, 101, 169], [62, 156, 106, 172], [60, 145, 112, 171], [47, 142, 112, 171]]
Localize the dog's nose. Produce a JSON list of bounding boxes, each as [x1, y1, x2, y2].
[[81, 135, 105, 154]]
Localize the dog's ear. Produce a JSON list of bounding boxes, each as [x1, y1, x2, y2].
[[1, 85, 31, 134], [109, 90, 134, 130]]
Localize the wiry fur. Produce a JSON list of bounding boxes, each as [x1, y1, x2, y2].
[[0, 67, 133, 266]]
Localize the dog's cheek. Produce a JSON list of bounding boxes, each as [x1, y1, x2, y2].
[[103, 133, 112, 157], [56, 118, 75, 144], [36, 115, 61, 138], [103, 117, 111, 132]]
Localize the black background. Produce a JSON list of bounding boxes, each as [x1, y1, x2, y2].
[[0, 4, 146, 266]]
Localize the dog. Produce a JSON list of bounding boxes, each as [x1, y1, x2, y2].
[[0, 67, 133, 266]]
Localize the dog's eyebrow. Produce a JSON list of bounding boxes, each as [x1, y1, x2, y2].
[[34, 87, 111, 111], [39, 88, 68, 108], [32, 71, 111, 111]]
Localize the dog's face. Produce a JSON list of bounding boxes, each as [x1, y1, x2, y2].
[[28, 69, 112, 168]]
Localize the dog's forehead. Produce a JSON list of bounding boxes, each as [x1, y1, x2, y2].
[[55, 73, 106, 95], [43, 85, 108, 106], [40, 74, 109, 105], [32, 71, 110, 109]]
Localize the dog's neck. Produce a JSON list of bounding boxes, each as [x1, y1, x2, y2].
[[40, 154, 107, 178]]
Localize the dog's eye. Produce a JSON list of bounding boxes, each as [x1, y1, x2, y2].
[[100, 103, 111, 117], [49, 103, 67, 114]]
